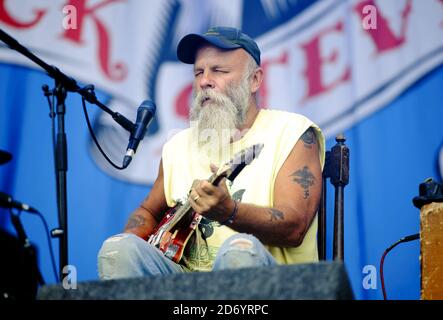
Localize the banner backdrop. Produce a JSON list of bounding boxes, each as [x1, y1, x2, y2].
[[1, 0, 442, 299]]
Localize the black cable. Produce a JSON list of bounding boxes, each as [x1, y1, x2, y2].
[[81, 95, 126, 170], [46, 86, 63, 272], [42, 85, 57, 161], [17, 209, 58, 284], [51, 93, 56, 160], [45, 84, 127, 170], [380, 233, 420, 300], [43, 85, 58, 184], [40, 85, 127, 282], [50, 91, 59, 207]]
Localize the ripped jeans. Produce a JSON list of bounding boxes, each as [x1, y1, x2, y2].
[[97, 233, 277, 280]]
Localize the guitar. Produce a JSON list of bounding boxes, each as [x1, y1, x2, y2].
[[147, 143, 264, 263]]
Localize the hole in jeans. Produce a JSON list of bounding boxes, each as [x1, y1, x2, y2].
[[105, 235, 126, 243], [228, 238, 254, 250]]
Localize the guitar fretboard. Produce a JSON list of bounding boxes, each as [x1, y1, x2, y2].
[[160, 172, 219, 232]]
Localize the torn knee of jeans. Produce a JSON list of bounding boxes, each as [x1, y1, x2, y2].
[[98, 250, 119, 270], [228, 238, 254, 250], [102, 250, 119, 257], [105, 235, 126, 243]]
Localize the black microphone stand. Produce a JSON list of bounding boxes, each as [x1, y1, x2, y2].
[[0, 28, 135, 282]]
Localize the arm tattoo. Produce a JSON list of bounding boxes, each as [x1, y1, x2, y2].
[[300, 128, 316, 149], [290, 166, 316, 199], [125, 214, 146, 229], [268, 209, 285, 222]]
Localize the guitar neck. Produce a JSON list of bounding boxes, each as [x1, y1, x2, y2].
[[163, 201, 192, 231], [160, 172, 224, 230], [209, 172, 224, 186]]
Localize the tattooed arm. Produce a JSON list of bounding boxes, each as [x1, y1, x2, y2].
[[237, 127, 321, 246], [190, 127, 322, 247], [123, 159, 169, 240]]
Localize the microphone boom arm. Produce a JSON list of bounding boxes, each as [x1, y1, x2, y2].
[[0, 28, 135, 134]]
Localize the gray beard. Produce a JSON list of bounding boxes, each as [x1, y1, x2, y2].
[[189, 76, 251, 158]]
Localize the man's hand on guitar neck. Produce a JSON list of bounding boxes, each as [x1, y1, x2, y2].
[[188, 164, 236, 224]]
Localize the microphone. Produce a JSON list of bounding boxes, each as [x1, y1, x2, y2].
[[123, 100, 156, 168], [0, 191, 38, 213]]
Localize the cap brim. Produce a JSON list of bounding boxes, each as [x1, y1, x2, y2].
[[177, 34, 241, 64]]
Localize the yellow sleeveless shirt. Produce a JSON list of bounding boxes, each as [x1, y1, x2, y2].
[[162, 109, 325, 271]]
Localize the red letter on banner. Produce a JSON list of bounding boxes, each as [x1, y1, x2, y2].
[[355, 0, 412, 53], [300, 20, 351, 101], [62, 0, 127, 81], [0, 0, 46, 28], [175, 83, 193, 120], [259, 51, 289, 108]]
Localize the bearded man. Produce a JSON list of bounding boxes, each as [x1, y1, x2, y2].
[[98, 27, 325, 279]]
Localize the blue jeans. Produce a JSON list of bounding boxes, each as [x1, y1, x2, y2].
[[97, 233, 277, 280]]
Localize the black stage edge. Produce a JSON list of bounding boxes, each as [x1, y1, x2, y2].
[[37, 261, 354, 300]]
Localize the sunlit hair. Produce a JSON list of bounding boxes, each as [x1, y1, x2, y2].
[[245, 55, 259, 103], [245, 54, 258, 80]]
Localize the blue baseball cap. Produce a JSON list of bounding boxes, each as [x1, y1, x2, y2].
[[177, 26, 261, 65]]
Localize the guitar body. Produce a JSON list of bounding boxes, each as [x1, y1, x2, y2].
[[146, 143, 263, 263], [156, 210, 202, 263]]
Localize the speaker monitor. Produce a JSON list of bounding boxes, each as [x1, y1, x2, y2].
[[0, 229, 40, 300], [38, 261, 354, 300]]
